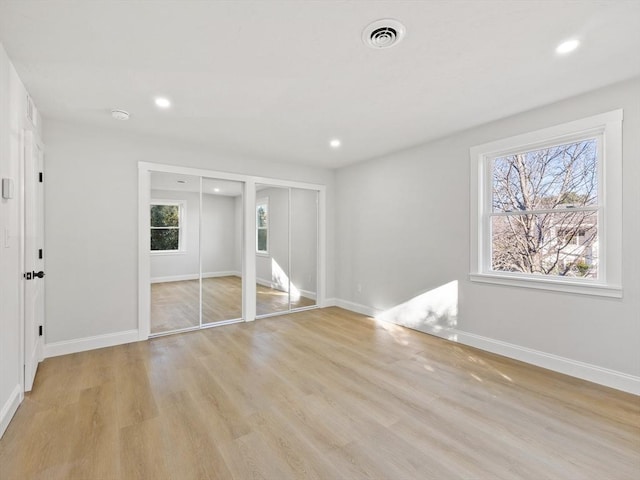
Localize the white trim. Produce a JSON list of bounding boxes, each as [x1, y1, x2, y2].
[[454, 330, 640, 395], [44, 329, 139, 358], [244, 180, 256, 321], [469, 273, 622, 298], [151, 271, 241, 284], [334, 299, 379, 318], [256, 276, 317, 301], [0, 385, 22, 439], [299, 289, 317, 301], [469, 109, 623, 296], [333, 299, 639, 395], [256, 276, 277, 289], [323, 297, 338, 308]]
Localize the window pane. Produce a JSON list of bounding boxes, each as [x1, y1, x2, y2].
[[492, 139, 598, 212], [257, 229, 267, 252], [491, 211, 598, 278], [151, 228, 179, 251], [257, 205, 268, 228], [151, 204, 179, 227]]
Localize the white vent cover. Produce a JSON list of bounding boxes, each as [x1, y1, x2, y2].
[[363, 19, 406, 49]]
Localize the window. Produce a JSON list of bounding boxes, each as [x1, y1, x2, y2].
[[256, 198, 268, 254], [470, 110, 623, 297], [150, 200, 184, 252]]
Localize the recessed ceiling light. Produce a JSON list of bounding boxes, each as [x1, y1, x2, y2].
[[214, 188, 220, 193], [329, 139, 341, 148], [556, 39, 580, 55], [155, 97, 171, 108]]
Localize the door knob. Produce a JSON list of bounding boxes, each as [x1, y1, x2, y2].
[[33, 271, 45, 278]]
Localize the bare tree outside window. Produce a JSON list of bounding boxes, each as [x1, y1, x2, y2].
[[490, 138, 599, 278]]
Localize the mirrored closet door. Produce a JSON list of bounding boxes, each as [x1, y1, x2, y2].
[[201, 177, 244, 326], [149, 172, 244, 335], [150, 172, 201, 333], [255, 184, 318, 317]]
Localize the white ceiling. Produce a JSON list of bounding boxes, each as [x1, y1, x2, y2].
[[1, 1, 639, 168]]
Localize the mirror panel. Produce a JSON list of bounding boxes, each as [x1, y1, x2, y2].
[[256, 185, 290, 316], [201, 178, 244, 325], [149, 172, 201, 334], [290, 188, 318, 310]]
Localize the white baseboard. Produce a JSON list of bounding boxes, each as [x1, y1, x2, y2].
[[257, 277, 317, 301], [323, 297, 337, 307], [333, 298, 380, 317], [455, 330, 640, 395], [44, 329, 140, 358], [299, 289, 317, 301], [332, 299, 640, 395], [151, 271, 241, 283], [0, 384, 22, 439]]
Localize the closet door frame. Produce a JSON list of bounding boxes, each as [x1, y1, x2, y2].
[[137, 162, 326, 341]]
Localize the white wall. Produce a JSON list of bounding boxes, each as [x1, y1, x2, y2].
[[44, 119, 335, 344], [335, 78, 640, 389], [0, 44, 42, 437], [201, 193, 240, 275]]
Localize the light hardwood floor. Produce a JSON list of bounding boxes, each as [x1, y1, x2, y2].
[[151, 276, 315, 333], [1, 307, 638, 479]]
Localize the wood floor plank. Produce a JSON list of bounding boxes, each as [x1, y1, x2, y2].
[[1, 307, 638, 479]]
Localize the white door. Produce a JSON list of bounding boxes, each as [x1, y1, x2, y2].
[[23, 130, 44, 391]]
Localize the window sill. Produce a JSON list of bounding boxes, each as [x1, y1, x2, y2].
[[256, 252, 270, 258], [150, 251, 186, 256], [469, 272, 622, 298]]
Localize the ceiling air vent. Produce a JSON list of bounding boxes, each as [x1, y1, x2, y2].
[[363, 19, 406, 49]]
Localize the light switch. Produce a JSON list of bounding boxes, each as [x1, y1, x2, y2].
[[2, 178, 14, 199]]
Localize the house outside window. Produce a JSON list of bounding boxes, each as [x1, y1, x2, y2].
[[470, 110, 623, 297], [256, 198, 268, 254], [150, 200, 185, 252]]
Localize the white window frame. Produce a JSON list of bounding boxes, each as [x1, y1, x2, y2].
[[256, 197, 269, 255], [150, 199, 186, 254], [469, 110, 623, 298]]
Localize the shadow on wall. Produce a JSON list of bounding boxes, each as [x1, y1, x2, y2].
[[375, 281, 459, 338]]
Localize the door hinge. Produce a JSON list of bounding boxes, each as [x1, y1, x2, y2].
[[39, 248, 43, 259], [39, 325, 43, 336], [39, 172, 43, 183]]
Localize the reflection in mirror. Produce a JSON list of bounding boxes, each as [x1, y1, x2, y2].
[[290, 188, 318, 309], [149, 172, 200, 334], [256, 185, 290, 316], [201, 178, 244, 325]]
